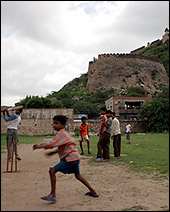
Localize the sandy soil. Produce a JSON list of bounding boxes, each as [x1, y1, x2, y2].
[[1, 141, 169, 211]]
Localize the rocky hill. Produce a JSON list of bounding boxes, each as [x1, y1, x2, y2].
[[87, 53, 169, 96], [17, 33, 169, 117], [46, 38, 169, 116]]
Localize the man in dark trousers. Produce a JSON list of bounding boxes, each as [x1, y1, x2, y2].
[[95, 110, 112, 162], [111, 112, 121, 159]]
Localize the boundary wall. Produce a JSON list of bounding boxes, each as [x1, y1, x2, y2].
[[1, 108, 74, 136], [74, 119, 147, 134], [1, 108, 147, 136]]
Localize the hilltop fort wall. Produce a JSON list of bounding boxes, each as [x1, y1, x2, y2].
[[131, 28, 169, 54], [90, 53, 163, 65], [87, 53, 169, 95]]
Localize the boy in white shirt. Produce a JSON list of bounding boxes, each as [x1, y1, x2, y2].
[[3, 108, 23, 161], [126, 121, 132, 144]]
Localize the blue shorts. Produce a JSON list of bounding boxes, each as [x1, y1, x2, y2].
[[53, 158, 80, 174], [126, 132, 130, 140]]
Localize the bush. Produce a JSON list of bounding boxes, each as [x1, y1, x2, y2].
[[74, 126, 80, 136], [139, 97, 169, 132], [126, 86, 147, 97], [152, 69, 158, 79]]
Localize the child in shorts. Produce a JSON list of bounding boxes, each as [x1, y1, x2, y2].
[[126, 121, 132, 144], [33, 115, 99, 203], [79, 116, 91, 155]]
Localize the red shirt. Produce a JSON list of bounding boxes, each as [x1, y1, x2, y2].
[[79, 123, 88, 137]]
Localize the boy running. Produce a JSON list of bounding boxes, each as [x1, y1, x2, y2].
[[79, 116, 91, 155], [33, 115, 99, 203]]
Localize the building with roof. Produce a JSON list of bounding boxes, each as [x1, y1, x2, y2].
[[105, 96, 152, 120]]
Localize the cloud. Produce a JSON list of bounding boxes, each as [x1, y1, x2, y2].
[[1, 1, 169, 106]]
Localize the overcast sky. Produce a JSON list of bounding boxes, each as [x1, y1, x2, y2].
[[1, 1, 169, 106]]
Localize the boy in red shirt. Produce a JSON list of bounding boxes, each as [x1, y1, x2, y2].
[[79, 116, 91, 155], [33, 115, 98, 203]]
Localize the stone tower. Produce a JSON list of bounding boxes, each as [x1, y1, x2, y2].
[[162, 28, 169, 44]]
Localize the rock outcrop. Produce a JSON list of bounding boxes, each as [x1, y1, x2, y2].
[[86, 54, 169, 95]]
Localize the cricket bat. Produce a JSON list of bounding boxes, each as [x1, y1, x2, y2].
[[1, 105, 23, 112]]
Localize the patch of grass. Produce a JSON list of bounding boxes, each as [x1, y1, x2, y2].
[[118, 133, 169, 177], [1, 134, 53, 151], [74, 133, 169, 177]]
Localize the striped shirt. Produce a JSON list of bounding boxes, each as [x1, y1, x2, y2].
[[38, 129, 80, 162]]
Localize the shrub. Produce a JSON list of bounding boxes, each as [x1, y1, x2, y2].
[[74, 126, 80, 136], [152, 69, 158, 79], [139, 97, 169, 132]]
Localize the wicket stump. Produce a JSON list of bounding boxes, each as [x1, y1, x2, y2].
[[7, 140, 17, 172]]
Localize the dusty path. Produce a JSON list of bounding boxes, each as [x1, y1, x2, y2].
[[1, 143, 169, 211]]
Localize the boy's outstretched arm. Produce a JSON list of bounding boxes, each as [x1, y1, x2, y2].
[[33, 143, 55, 150], [45, 149, 58, 157], [33, 134, 65, 151]]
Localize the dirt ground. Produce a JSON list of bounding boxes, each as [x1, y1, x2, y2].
[[1, 141, 169, 211]]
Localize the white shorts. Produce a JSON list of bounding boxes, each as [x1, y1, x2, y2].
[[79, 135, 89, 141]]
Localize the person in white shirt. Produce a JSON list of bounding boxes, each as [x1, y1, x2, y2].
[[126, 121, 132, 144], [3, 108, 23, 161], [111, 112, 121, 159]]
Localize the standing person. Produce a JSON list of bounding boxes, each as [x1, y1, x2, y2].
[[95, 107, 107, 161], [95, 110, 112, 162], [111, 112, 121, 159], [126, 121, 132, 144], [97, 107, 107, 137], [79, 116, 91, 155], [33, 115, 99, 203], [2, 107, 23, 161]]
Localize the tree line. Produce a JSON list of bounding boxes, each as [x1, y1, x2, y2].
[[15, 84, 169, 132]]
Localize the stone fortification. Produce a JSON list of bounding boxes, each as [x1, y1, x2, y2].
[[131, 28, 169, 54], [1, 108, 74, 136], [86, 53, 169, 95], [90, 53, 163, 64]]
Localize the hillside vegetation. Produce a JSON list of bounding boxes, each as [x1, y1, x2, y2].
[[46, 41, 169, 115], [16, 40, 169, 117], [47, 73, 115, 117], [139, 40, 169, 76]]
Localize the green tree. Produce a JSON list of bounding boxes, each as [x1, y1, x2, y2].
[[61, 98, 74, 108], [139, 97, 169, 132], [15, 95, 32, 107], [25, 96, 44, 108], [156, 85, 169, 98], [56, 91, 71, 100], [51, 100, 63, 108], [73, 101, 100, 118], [42, 97, 53, 108], [126, 86, 147, 97]]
